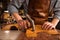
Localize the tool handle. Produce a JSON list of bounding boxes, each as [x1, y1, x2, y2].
[[26, 14, 35, 31]]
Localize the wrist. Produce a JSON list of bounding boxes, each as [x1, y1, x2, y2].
[[17, 20, 24, 23], [13, 13, 23, 21], [51, 18, 59, 27]]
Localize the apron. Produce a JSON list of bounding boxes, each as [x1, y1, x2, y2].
[[28, 0, 51, 25]]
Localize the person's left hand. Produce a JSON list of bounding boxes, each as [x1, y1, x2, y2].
[[42, 21, 55, 30]]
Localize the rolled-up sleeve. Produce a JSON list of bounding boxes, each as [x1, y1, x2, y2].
[[7, 0, 23, 14], [8, 5, 18, 14], [53, 0, 60, 20]]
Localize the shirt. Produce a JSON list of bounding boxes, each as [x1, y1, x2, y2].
[[8, 0, 29, 14], [8, 0, 60, 20]]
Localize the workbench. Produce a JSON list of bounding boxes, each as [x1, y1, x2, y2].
[[0, 25, 60, 40]]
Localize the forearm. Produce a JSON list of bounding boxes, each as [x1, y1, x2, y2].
[[52, 0, 60, 27], [12, 12, 23, 22], [51, 17, 59, 27], [42, 17, 60, 30]]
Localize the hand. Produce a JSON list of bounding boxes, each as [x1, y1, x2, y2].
[[26, 20, 31, 28], [42, 21, 55, 30], [17, 20, 31, 29]]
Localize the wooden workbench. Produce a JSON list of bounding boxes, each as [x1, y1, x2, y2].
[[0, 30, 60, 40], [1, 25, 60, 40]]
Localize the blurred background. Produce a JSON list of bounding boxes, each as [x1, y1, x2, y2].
[[0, 0, 20, 30]]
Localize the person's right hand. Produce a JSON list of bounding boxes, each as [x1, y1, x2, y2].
[[17, 20, 31, 29]]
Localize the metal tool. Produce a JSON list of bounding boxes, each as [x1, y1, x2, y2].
[[26, 14, 35, 31]]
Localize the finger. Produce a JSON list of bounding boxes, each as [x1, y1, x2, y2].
[[44, 24, 50, 30], [42, 23, 47, 29], [45, 23, 52, 30], [46, 25, 52, 30], [27, 21, 31, 28], [19, 21, 23, 26], [26, 20, 30, 28], [20, 21, 24, 28], [50, 26, 55, 30], [45, 24, 54, 30], [23, 21, 27, 29]]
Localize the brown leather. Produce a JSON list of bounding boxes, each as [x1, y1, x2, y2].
[[28, 0, 51, 25]]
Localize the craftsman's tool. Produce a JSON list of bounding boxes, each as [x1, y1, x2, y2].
[[26, 14, 35, 31]]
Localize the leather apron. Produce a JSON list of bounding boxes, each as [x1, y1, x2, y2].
[[28, 0, 51, 25]]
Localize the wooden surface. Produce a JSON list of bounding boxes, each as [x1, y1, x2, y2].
[[0, 30, 60, 40], [2, 23, 19, 30], [26, 25, 60, 38], [1, 25, 60, 40], [2, 24, 59, 34]]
